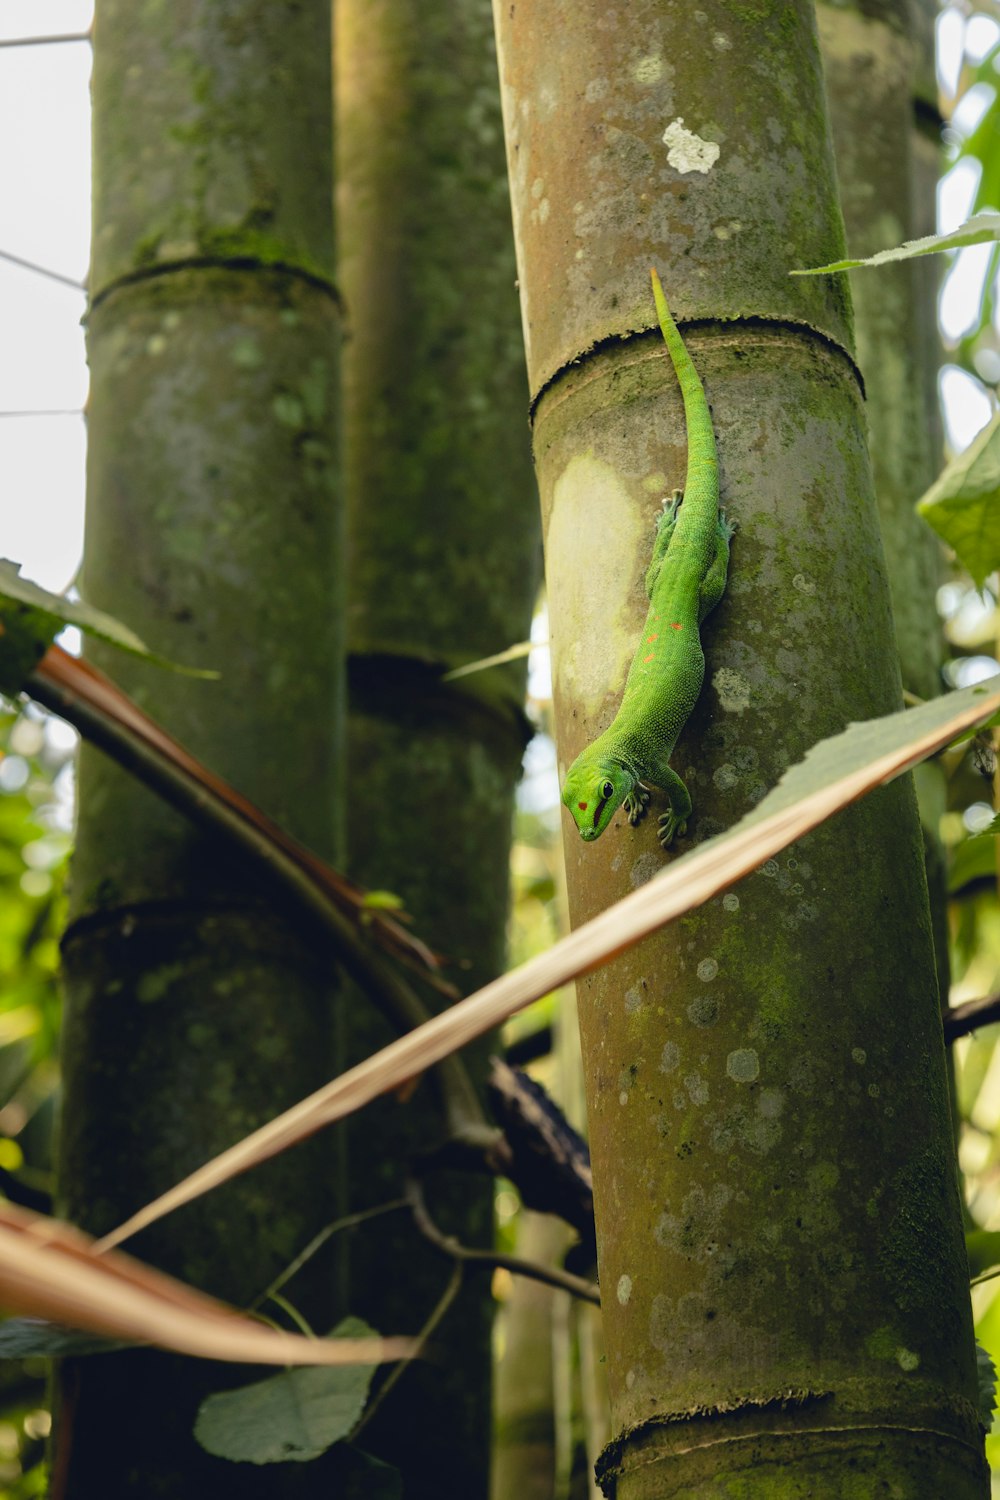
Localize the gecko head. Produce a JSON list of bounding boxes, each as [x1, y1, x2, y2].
[[561, 757, 633, 842]]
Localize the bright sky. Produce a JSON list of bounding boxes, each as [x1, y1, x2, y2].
[[0, 6, 993, 592], [0, 3, 90, 592]]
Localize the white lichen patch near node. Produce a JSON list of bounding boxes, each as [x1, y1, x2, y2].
[[619, 1090, 629, 1106], [617, 1273, 633, 1305], [697, 958, 719, 982], [625, 984, 644, 1014], [897, 1348, 919, 1371], [727, 1047, 760, 1083], [852, 1047, 867, 1064], [723, 893, 740, 912], [662, 118, 720, 175], [792, 573, 817, 595]]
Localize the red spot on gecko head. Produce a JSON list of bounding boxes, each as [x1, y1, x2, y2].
[[643, 653, 655, 663], [670, 622, 683, 630], [577, 801, 588, 811]]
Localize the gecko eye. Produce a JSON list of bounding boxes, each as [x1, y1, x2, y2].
[[601, 780, 614, 798]]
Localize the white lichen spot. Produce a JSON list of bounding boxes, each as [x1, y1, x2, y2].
[[757, 1088, 785, 1119], [852, 1047, 867, 1065], [712, 31, 733, 51], [625, 984, 644, 1014], [634, 54, 663, 85], [574, 247, 585, 260], [619, 1090, 629, 1106], [573, 201, 585, 215], [713, 762, 739, 791], [727, 1048, 760, 1083], [643, 470, 669, 493], [662, 118, 720, 175], [696, 958, 718, 982], [685, 1072, 709, 1105], [723, 893, 740, 912], [630, 852, 662, 888], [163, 311, 181, 331], [625, 1368, 636, 1389], [792, 573, 816, 595], [617, 1273, 633, 1305], [532, 198, 550, 225], [146, 334, 167, 356], [585, 76, 610, 102], [867, 1082, 880, 1098], [712, 666, 751, 713], [757, 859, 779, 879], [531, 177, 545, 200], [660, 1040, 680, 1074], [896, 1347, 919, 1372]]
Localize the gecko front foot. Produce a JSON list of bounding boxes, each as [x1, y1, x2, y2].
[[623, 784, 651, 825], [657, 810, 687, 847]]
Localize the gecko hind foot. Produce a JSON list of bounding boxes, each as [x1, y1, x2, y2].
[[657, 810, 687, 847], [624, 785, 651, 825]]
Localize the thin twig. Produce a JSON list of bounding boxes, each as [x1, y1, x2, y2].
[[406, 1178, 600, 1305], [0, 248, 86, 290], [0, 409, 84, 419], [944, 993, 1000, 1043], [253, 1198, 410, 1311], [352, 1261, 464, 1438], [0, 33, 91, 48], [266, 1292, 315, 1339]]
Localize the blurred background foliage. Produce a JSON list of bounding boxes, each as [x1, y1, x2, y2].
[[0, 700, 71, 1496]]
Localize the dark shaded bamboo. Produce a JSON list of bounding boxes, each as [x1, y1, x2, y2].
[[335, 0, 540, 1491], [55, 4, 346, 1494]]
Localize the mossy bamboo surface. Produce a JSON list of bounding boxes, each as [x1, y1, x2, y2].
[[493, 1, 986, 1494]]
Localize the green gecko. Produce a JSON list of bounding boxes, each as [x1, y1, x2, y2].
[[561, 268, 733, 847]]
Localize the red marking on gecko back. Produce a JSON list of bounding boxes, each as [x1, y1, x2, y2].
[[647, 633, 659, 643], [643, 653, 655, 663]]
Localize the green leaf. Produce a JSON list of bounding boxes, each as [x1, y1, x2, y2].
[[0, 560, 219, 679], [0, 1318, 127, 1358], [359, 890, 405, 911], [790, 213, 1000, 276], [968, 1230, 1000, 1280], [0, 598, 61, 696], [949, 833, 1000, 896], [978, 1339, 998, 1431], [193, 1317, 381, 1465], [916, 413, 1000, 588]]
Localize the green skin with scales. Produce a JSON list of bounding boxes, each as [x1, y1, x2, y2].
[[561, 268, 733, 847]]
